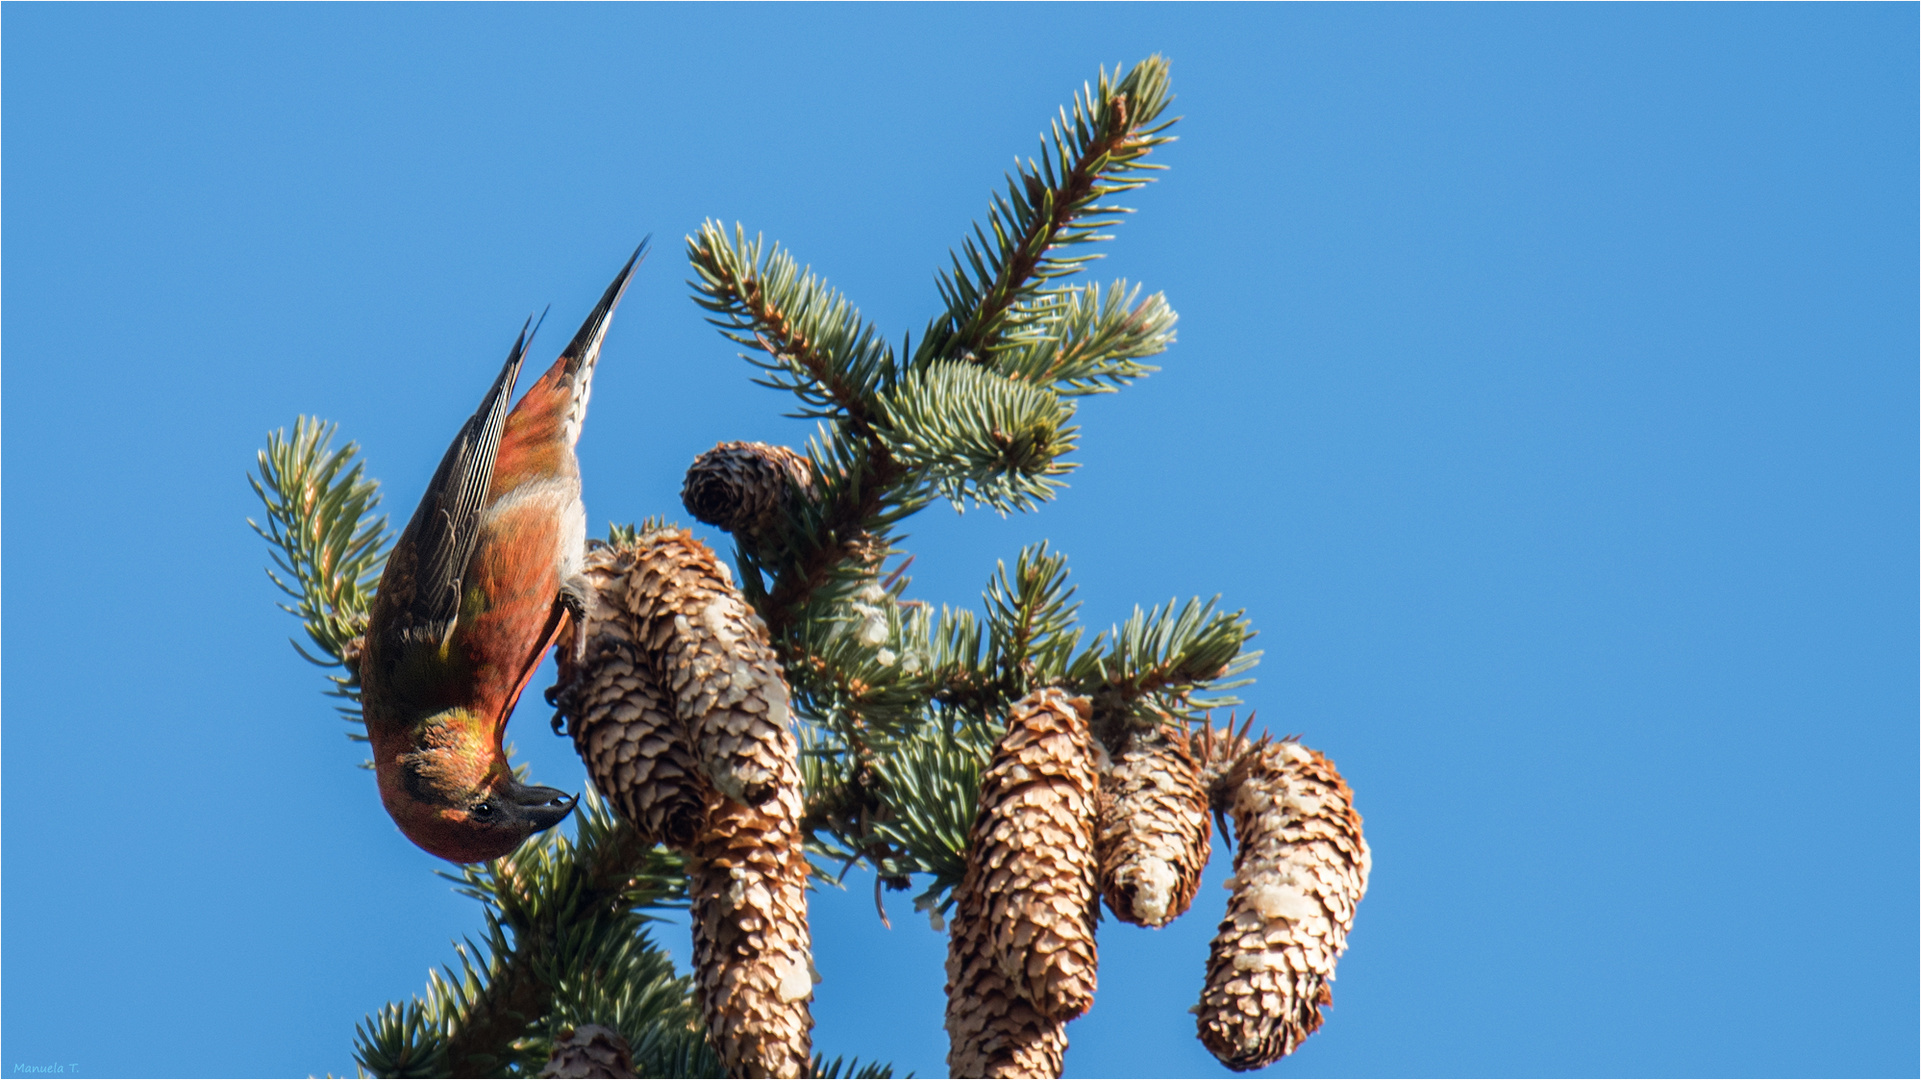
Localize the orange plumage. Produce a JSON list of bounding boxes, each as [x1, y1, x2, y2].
[[360, 245, 646, 862]]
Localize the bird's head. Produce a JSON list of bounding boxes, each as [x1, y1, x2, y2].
[[374, 709, 577, 863]]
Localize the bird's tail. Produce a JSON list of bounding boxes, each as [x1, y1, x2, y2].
[[561, 237, 649, 383]]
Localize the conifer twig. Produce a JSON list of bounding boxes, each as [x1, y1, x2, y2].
[[925, 56, 1178, 364], [353, 798, 694, 1078], [248, 416, 391, 729], [688, 224, 892, 439]]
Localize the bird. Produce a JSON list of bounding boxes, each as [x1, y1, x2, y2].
[[360, 242, 647, 863]]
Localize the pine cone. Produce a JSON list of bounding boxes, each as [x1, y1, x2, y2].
[[682, 441, 815, 544], [1196, 741, 1370, 1071], [689, 781, 814, 1078], [946, 689, 1100, 1079], [1095, 723, 1210, 927], [555, 542, 707, 848], [539, 1025, 638, 1079], [553, 528, 813, 1075], [621, 527, 795, 808]]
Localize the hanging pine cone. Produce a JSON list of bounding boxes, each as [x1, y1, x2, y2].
[[681, 441, 815, 545], [1095, 721, 1210, 928], [554, 540, 707, 848], [553, 527, 813, 1076], [539, 1025, 638, 1079], [688, 778, 814, 1078], [1196, 740, 1370, 1072], [946, 688, 1100, 1079], [620, 527, 795, 808]]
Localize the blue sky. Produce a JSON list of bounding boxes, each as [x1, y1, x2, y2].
[[3, 5, 1914, 1078]]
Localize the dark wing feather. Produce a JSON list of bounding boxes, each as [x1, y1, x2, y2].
[[396, 324, 530, 644]]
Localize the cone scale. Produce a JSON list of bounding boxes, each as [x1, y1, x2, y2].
[[689, 781, 815, 1079], [621, 527, 796, 809]]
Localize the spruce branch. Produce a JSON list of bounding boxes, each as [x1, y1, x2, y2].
[[688, 222, 894, 433], [981, 543, 1088, 691], [757, 440, 910, 640], [877, 364, 1077, 513], [808, 1054, 898, 1079], [693, 60, 1181, 641], [788, 542, 1260, 910], [785, 584, 933, 743], [247, 416, 391, 729], [544, 930, 721, 1078], [994, 280, 1175, 396], [245, 411, 389, 793], [682, 228, 915, 637], [1078, 597, 1260, 734], [919, 55, 1178, 366], [866, 721, 992, 912], [356, 1000, 450, 1079], [925, 543, 1088, 721], [354, 795, 695, 1079], [795, 721, 873, 863], [912, 604, 989, 726]]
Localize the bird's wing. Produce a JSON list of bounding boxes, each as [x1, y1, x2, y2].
[[393, 325, 531, 646]]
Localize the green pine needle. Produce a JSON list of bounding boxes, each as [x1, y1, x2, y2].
[[993, 279, 1175, 396], [879, 363, 1078, 513], [688, 222, 895, 431], [919, 55, 1179, 366], [248, 416, 390, 734], [353, 793, 694, 1078]]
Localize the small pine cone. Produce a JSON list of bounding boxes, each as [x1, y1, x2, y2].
[[555, 542, 707, 848], [946, 689, 1100, 1079], [682, 441, 814, 543], [689, 781, 814, 1078], [1095, 723, 1210, 927], [1196, 741, 1370, 1072], [623, 527, 796, 808], [539, 1025, 638, 1079]]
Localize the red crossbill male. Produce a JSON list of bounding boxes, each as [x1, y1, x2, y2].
[[360, 244, 646, 862]]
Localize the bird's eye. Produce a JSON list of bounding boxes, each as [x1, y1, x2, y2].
[[472, 802, 496, 819]]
